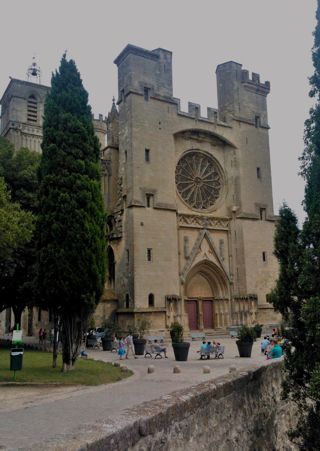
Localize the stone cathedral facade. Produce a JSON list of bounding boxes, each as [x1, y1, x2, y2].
[[102, 44, 279, 333], [0, 45, 279, 335]]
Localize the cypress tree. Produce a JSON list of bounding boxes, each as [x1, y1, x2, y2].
[[270, 2, 320, 447], [37, 55, 106, 370], [268, 204, 301, 322], [296, 1, 320, 445]]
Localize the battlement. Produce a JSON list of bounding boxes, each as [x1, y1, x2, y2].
[[174, 99, 227, 125], [216, 61, 270, 97], [92, 113, 108, 125], [240, 69, 270, 96], [114, 44, 173, 102], [113, 45, 270, 127], [216, 61, 270, 125]]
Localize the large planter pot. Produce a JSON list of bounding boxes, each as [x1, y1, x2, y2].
[[172, 342, 190, 361], [236, 340, 253, 357], [254, 327, 262, 339], [133, 338, 146, 355], [102, 337, 113, 351]]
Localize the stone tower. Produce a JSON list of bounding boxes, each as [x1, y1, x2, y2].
[[103, 44, 279, 332], [0, 79, 49, 153]]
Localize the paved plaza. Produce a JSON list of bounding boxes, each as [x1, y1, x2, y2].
[[0, 339, 276, 450]]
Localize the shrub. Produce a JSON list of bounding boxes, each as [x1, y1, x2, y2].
[[170, 322, 184, 343], [237, 325, 256, 342]]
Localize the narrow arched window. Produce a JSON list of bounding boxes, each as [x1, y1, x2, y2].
[[27, 95, 38, 123], [107, 246, 115, 288], [125, 294, 130, 309], [148, 293, 154, 307]]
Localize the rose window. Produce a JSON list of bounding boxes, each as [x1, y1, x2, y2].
[[175, 151, 222, 210]]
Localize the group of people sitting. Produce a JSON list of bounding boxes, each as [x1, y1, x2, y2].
[[117, 335, 168, 359], [197, 340, 224, 359], [261, 332, 288, 359]]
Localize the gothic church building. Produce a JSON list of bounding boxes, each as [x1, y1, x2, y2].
[[0, 45, 279, 335], [103, 44, 278, 333]]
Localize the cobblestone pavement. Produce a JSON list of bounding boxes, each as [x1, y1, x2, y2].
[[0, 339, 275, 450]]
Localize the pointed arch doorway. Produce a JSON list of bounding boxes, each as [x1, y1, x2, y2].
[[185, 261, 229, 331]]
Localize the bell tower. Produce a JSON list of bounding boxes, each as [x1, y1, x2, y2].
[[0, 57, 49, 152]]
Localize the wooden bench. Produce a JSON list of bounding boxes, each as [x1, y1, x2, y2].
[[199, 344, 225, 360], [144, 336, 167, 359], [227, 326, 241, 338], [86, 335, 102, 349], [190, 332, 206, 341]]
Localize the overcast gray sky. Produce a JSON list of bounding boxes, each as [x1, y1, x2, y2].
[[0, 0, 316, 224]]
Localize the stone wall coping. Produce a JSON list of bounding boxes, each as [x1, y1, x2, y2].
[[28, 362, 283, 451]]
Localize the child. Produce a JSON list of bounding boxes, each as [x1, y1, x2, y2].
[[261, 336, 270, 353], [206, 341, 214, 359], [118, 337, 126, 360], [198, 341, 208, 360]]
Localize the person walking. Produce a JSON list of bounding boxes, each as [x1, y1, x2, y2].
[[118, 337, 126, 360], [125, 333, 137, 359]]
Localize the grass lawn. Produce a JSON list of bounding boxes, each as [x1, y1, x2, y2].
[[0, 349, 132, 385]]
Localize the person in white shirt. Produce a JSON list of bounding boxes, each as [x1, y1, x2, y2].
[[125, 333, 137, 359]]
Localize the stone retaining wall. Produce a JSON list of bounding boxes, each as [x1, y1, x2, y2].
[[78, 362, 297, 451]]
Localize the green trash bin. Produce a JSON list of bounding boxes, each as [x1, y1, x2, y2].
[[10, 348, 24, 371]]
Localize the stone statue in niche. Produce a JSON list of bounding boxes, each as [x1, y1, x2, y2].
[[219, 239, 225, 261], [184, 236, 189, 259]]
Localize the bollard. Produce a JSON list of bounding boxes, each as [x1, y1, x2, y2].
[[173, 365, 181, 374], [113, 361, 120, 367], [147, 365, 155, 374], [229, 365, 237, 374], [203, 366, 211, 374]]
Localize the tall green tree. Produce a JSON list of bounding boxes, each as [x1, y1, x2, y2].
[[268, 204, 302, 322], [0, 137, 41, 328], [0, 137, 40, 212], [270, 2, 320, 448], [37, 55, 106, 371], [0, 177, 34, 317]]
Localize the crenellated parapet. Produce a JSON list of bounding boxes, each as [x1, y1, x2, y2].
[[240, 69, 270, 96], [216, 61, 270, 126], [174, 99, 227, 125]]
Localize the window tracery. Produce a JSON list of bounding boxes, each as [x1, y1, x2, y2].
[[175, 151, 222, 210]]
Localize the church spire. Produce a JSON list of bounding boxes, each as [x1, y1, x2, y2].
[[107, 97, 119, 146], [110, 96, 118, 119]]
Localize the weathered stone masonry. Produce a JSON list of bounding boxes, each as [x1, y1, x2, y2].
[[103, 44, 280, 332], [72, 362, 296, 451]]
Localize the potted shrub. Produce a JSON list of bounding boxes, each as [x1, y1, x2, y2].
[[253, 323, 263, 339], [236, 325, 256, 357], [101, 318, 119, 351], [170, 321, 190, 361], [133, 319, 150, 355]]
